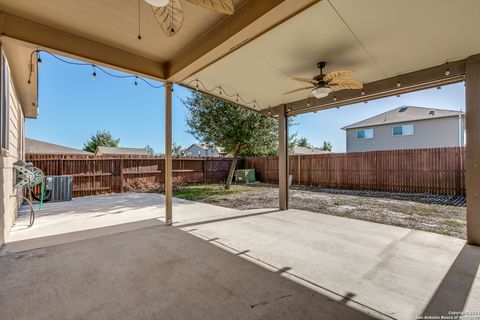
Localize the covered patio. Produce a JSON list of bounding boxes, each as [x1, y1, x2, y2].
[[2, 193, 479, 319], [1, 0, 480, 319]]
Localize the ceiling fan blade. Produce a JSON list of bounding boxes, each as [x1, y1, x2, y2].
[[283, 86, 314, 95], [152, 0, 184, 37], [329, 80, 363, 91], [323, 70, 356, 83], [185, 0, 234, 14], [292, 77, 318, 85]]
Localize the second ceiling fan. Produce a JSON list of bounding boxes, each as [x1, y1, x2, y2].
[[284, 62, 363, 99]]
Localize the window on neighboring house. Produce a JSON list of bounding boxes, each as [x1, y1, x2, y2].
[[392, 124, 414, 136], [1, 53, 10, 150], [356, 128, 374, 139]]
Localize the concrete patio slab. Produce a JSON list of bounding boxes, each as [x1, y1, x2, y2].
[[1, 193, 479, 320]]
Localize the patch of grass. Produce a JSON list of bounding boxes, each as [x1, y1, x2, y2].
[[443, 218, 465, 228], [173, 184, 251, 201]]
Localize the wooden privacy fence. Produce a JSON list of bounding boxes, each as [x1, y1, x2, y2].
[[245, 147, 466, 196], [27, 154, 242, 197]]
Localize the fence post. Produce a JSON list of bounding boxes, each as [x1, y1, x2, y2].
[[297, 155, 301, 186], [120, 159, 124, 192], [203, 159, 206, 183], [59, 159, 64, 175]]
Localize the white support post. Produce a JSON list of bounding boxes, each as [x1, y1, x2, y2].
[[466, 57, 480, 246], [165, 82, 173, 225], [279, 105, 289, 210]]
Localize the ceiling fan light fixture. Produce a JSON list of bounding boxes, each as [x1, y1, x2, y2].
[[145, 0, 170, 7], [312, 86, 331, 99]]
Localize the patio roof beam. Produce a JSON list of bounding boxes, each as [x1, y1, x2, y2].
[[265, 56, 476, 117], [0, 12, 166, 81], [166, 0, 321, 83]]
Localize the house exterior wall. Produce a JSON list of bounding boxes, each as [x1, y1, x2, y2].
[[0, 51, 25, 246], [187, 145, 219, 157], [346, 117, 464, 152]]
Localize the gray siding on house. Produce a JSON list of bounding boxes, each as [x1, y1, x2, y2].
[[346, 117, 463, 152]]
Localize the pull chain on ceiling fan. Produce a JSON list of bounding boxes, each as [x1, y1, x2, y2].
[[143, 0, 234, 36]]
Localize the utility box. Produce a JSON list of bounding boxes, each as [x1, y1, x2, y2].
[[235, 169, 256, 184], [46, 176, 73, 202]]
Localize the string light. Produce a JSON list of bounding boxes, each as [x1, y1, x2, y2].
[[37, 56, 42, 67], [361, 90, 365, 96], [27, 49, 164, 89], [445, 68, 450, 76], [396, 81, 402, 88], [333, 95, 337, 102], [187, 78, 259, 109]]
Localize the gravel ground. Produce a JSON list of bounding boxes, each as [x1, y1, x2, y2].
[[200, 184, 467, 239]]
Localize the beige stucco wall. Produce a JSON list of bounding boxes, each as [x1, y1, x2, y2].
[[346, 116, 464, 153], [0, 53, 25, 246]]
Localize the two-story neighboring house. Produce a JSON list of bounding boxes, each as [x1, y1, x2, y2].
[[186, 144, 227, 157], [342, 106, 465, 152]]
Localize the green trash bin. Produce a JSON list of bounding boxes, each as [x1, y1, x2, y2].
[[235, 169, 256, 184]]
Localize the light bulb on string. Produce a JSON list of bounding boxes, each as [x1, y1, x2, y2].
[[37, 56, 42, 67], [92, 66, 97, 80]]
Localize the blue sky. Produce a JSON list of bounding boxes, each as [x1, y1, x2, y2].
[[27, 54, 465, 153]]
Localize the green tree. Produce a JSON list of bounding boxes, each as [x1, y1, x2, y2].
[[172, 141, 188, 157], [297, 137, 311, 148], [83, 130, 120, 153], [185, 92, 291, 189], [320, 141, 333, 151], [145, 145, 155, 155]]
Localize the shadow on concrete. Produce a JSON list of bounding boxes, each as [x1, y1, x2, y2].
[[177, 209, 279, 228], [0, 223, 382, 320], [421, 243, 480, 317]]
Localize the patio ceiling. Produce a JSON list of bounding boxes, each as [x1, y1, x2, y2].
[[1, 0, 479, 115], [183, 0, 480, 113]]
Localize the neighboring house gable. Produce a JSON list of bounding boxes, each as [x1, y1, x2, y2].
[[26, 138, 94, 155], [186, 144, 225, 157], [343, 106, 464, 152], [95, 146, 150, 156]]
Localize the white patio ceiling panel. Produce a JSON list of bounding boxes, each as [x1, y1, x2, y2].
[[183, 0, 480, 111]]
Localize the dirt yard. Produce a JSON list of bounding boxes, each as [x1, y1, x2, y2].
[[176, 184, 467, 239]]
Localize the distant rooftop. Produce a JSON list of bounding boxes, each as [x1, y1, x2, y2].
[[342, 106, 463, 130], [292, 146, 330, 155], [26, 138, 93, 155], [95, 146, 150, 156]]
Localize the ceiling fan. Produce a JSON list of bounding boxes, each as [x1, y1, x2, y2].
[[284, 62, 363, 99], [144, 0, 234, 37]]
